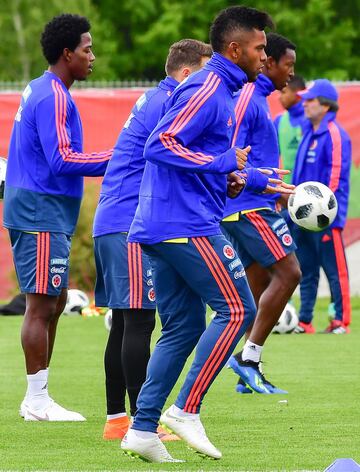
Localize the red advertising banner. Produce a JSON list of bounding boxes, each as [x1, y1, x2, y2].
[[1, 86, 359, 164], [0, 86, 359, 298]]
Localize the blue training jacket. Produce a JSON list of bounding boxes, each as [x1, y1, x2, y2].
[[292, 111, 351, 229], [128, 53, 249, 244], [224, 74, 279, 217], [3, 71, 111, 235], [93, 76, 179, 237]]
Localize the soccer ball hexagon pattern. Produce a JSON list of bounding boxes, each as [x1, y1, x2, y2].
[[104, 309, 112, 331], [272, 303, 299, 334], [63, 289, 90, 315], [287, 181, 338, 232], [0, 157, 7, 199]]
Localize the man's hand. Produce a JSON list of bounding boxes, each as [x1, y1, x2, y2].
[[235, 145, 251, 170], [263, 179, 295, 195], [257, 168, 295, 195], [227, 172, 246, 198]]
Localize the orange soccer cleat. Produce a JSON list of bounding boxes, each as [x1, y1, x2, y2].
[[103, 416, 130, 440]]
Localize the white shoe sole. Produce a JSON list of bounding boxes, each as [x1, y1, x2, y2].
[[21, 401, 86, 421], [160, 411, 222, 459]]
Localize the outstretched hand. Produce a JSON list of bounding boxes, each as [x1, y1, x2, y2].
[[257, 168, 295, 195]]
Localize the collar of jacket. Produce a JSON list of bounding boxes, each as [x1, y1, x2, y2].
[[254, 73, 276, 97], [288, 101, 305, 118], [159, 76, 179, 92], [204, 52, 248, 93], [305, 110, 337, 136], [44, 70, 68, 92]]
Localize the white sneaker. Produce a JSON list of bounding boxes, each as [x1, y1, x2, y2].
[[121, 428, 184, 463], [22, 400, 86, 421], [160, 406, 222, 459], [19, 399, 26, 418], [19, 396, 54, 418]]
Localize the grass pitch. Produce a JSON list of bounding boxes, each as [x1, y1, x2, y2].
[[0, 297, 359, 472]]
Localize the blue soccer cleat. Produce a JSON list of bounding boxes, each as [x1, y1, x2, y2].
[[262, 379, 288, 394], [228, 352, 287, 394], [228, 354, 270, 393], [235, 378, 253, 394]]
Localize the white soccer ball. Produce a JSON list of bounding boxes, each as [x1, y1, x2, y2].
[[287, 181, 338, 232], [104, 309, 112, 331], [63, 289, 89, 315], [272, 303, 299, 334], [0, 157, 7, 199]]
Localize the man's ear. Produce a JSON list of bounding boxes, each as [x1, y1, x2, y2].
[[228, 41, 240, 60], [182, 67, 191, 78], [63, 48, 72, 63], [266, 56, 276, 71]]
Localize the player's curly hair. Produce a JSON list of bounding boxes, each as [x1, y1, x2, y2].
[[210, 6, 274, 53], [40, 14, 91, 65], [265, 33, 296, 63]]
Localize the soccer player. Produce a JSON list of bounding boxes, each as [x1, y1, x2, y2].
[[3, 14, 112, 421], [121, 7, 294, 463], [223, 33, 301, 395], [274, 75, 306, 184], [93, 39, 212, 441], [291, 79, 352, 334]]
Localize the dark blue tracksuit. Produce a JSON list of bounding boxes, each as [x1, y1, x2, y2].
[[128, 53, 258, 431], [292, 111, 352, 325]]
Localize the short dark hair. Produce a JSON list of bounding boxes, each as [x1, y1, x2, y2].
[[41, 14, 91, 65], [165, 39, 213, 75], [210, 6, 274, 53], [318, 96, 339, 113], [265, 32, 296, 63], [288, 74, 306, 91]]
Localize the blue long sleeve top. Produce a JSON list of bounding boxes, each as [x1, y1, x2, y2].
[[93, 76, 179, 237], [128, 53, 249, 244], [3, 71, 111, 235], [292, 111, 352, 229], [224, 74, 279, 217]]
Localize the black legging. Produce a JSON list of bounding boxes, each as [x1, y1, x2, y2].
[[104, 308, 156, 416]]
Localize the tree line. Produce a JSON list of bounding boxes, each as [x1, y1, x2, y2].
[[0, 0, 359, 82]]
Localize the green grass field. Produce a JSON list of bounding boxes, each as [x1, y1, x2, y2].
[[348, 166, 360, 218], [1, 298, 359, 472]]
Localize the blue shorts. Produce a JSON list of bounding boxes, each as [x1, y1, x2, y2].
[[94, 232, 155, 309], [9, 230, 70, 296], [221, 209, 296, 269]]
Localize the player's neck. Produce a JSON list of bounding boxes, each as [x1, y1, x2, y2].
[[47, 65, 74, 89]]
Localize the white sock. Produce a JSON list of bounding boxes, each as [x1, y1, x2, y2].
[[172, 404, 199, 419], [25, 369, 50, 409], [131, 428, 158, 439], [107, 412, 127, 420], [242, 340, 263, 363]]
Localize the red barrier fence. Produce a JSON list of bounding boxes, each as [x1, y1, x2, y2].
[[0, 85, 359, 299], [1, 85, 360, 164]]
